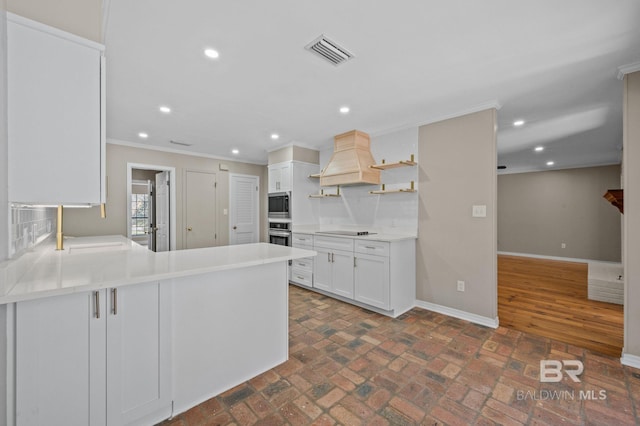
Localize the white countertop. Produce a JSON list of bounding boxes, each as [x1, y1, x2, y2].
[[0, 236, 316, 304], [291, 225, 417, 242]]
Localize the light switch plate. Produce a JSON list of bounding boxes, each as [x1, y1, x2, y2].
[[472, 205, 487, 217]]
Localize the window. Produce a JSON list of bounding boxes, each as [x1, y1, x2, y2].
[[131, 193, 150, 237]]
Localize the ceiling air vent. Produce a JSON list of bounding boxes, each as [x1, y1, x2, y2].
[[305, 35, 354, 66], [170, 140, 192, 147]]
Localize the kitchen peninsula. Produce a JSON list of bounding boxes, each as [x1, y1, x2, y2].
[[0, 236, 315, 426]]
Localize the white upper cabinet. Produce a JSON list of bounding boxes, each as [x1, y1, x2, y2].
[[268, 162, 292, 193], [7, 14, 105, 205]]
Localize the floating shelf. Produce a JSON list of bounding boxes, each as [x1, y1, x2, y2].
[[370, 154, 417, 170], [309, 187, 341, 198], [369, 181, 416, 195]]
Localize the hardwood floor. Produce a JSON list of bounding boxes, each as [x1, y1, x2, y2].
[[498, 254, 624, 357]]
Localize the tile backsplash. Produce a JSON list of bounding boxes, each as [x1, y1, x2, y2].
[[10, 205, 56, 258]]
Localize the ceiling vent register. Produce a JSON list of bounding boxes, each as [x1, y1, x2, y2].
[[305, 35, 354, 66]]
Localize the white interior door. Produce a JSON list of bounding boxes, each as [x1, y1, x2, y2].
[[155, 171, 170, 252], [185, 171, 217, 249], [229, 174, 259, 245]]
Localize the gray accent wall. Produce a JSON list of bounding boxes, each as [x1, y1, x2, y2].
[[417, 109, 498, 322], [498, 165, 622, 262], [624, 71, 640, 360]]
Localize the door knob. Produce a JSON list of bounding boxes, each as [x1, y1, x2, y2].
[[187, 227, 192, 231]]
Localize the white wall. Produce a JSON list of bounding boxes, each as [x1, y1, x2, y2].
[[316, 127, 418, 231]]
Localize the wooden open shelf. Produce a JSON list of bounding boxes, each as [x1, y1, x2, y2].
[[309, 187, 341, 198], [370, 154, 416, 170], [369, 181, 416, 195]]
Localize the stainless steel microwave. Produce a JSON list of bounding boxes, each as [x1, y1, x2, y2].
[[268, 192, 290, 219]]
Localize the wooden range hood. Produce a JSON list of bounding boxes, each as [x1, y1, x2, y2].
[[319, 130, 381, 187]]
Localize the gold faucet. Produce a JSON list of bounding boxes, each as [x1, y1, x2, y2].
[[56, 205, 64, 250]]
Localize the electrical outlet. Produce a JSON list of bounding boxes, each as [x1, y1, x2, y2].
[[457, 280, 465, 292], [561, 243, 566, 249]]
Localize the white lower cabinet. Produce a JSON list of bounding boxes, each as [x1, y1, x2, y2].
[[15, 281, 171, 426], [354, 252, 390, 310], [291, 233, 314, 288], [106, 282, 172, 426], [313, 236, 355, 299], [312, 235, 415, 317]]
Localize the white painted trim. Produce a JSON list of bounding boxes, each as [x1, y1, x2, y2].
[[414, 300, 500, 329], [498, 251, 594, 264], [108, 138, 267, 166], [126, 163, 177, 251], [621, 352, 640, 369], [497, 161, 622, 175], [7, 12, 105, 51], [617, 62, 640, 80]]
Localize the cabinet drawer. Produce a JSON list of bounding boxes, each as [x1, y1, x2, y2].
[[291, 268, 313, 287], [292, 233, 314, 247], [354, 240, 390, 257], [292, 257, 313, 271], [314, 235, 354, 252]]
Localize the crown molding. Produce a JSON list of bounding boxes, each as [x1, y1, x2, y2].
[[617, 62, 640, 80], [106, 138, 267, 165]]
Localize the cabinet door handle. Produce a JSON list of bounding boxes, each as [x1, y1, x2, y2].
[[94, 291, 100, 319], [299, 262, 306, 267], [297, 276, 305, 280], [112, 288, 118, 315], [365, 246, 376, 249], [328, 252, 331, 262], [354, 257, 357, 267], [331, 253, 335, 263]]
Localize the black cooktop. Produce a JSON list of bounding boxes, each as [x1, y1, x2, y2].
[[316, 230, 375, 236]]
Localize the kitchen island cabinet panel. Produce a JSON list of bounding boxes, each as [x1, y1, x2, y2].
[[14, 281, 171, 426], [172, 262, 288, 415], [15, 291, 107, 426], [106, 281, 172, 426]]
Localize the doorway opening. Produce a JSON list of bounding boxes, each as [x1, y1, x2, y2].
[[127, 163, 176, 251]]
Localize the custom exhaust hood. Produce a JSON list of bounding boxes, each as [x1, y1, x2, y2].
[[319, 130, 381, 187]]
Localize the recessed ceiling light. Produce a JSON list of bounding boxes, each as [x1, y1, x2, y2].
[[159, 106, 171, 114], [271, 133, 279, 140], [546, 161, 555, 166], [204, 48, 219, 59], [231, 149, 239, 155], [339, 106, 350, 114], [534, 146, 544, 152], [138, 132, 148, 139], [513, 119, 525, 126]]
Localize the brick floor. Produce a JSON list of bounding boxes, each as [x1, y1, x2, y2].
[[160, 285, 640, 425]]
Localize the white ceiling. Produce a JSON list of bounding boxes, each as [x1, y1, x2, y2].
[[103, 0, 640, 171]]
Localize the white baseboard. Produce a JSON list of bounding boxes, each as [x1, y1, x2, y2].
[[621, 352, 640, 369], [498, 251, 593, 264], [414, 300, 499, 329]]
